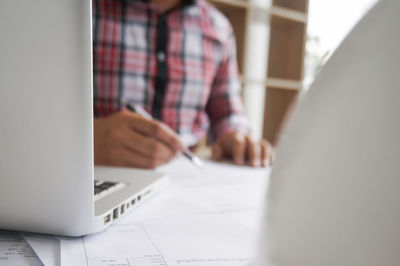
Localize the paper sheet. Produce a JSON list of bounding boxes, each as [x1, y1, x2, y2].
[[60, 223, 167, 266], [121, 215, 260, 266], [0, 231, 42, 266], [58, 158, 269, 266], [23, 233, 60, 266], [61, 217, 258, 266]]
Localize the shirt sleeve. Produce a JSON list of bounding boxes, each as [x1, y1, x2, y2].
[[206, 28, 251, 142]]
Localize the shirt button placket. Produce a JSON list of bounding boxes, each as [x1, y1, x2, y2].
[[152, 13, 168, 120], [157, 51, 165, 63]]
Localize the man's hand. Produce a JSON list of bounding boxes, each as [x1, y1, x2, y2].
[[211, 132, 274, 167], [94, 110, 185, 169]]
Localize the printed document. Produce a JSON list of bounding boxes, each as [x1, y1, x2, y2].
[[34, 158, 269, 266], [0, 231, 42, 266]]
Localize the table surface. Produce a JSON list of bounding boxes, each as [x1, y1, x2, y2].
[[2, 157, 270, 266]]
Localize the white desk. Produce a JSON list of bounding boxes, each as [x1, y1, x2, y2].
[[3, 158, 269, 266]]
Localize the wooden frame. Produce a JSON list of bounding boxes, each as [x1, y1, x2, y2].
[[264, 0, 309, 144], [208, 0, 309, 144]]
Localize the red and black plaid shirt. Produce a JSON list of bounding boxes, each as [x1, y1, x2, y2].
[[93, 0, 249, 146]]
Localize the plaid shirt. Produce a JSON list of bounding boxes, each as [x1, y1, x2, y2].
[[93, 0, 249, 146]]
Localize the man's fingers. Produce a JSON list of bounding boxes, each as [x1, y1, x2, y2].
[[261, 141, 267, 167], [246, 136, 260, 167], [261, 140, 274, 167], [232, 133, 246, 165], [111, 147, 167, 169], [122, 111, 185, 151], [212, 143, 223, 161], [119, 127, 176, 161]]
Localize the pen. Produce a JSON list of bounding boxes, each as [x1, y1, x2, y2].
[[124, 103, 205, 168]]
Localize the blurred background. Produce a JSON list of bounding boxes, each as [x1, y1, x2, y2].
[[208, 0, 377, 145]]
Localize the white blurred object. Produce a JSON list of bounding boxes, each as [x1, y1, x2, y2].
[[257, 0, 400, 265]]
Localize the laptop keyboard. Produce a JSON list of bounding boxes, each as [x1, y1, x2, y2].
[[94, 181, 118, 195], [94, 180, 127, 201]]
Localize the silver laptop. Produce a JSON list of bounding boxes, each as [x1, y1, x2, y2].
[[0, 0, 168, 236]]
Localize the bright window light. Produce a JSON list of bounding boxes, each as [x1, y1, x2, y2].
[[304, 0, 378, 90]]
